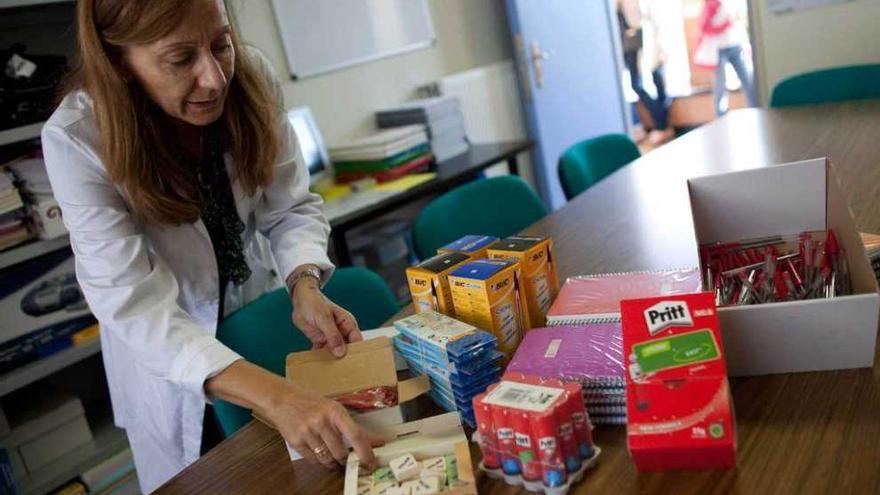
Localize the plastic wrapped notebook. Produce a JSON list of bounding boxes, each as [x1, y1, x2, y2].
[[506, 324, 625, 388], [545, 268, 703, 325]]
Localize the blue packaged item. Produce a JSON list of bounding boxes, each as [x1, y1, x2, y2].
[[393, 311, 497, 364]]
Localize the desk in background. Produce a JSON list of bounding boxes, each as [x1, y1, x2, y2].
[[156, 103, 880, 494], [322, 140, 532, 266]]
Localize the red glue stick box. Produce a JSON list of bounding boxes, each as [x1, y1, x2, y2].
[[620, 292, 736, 471]]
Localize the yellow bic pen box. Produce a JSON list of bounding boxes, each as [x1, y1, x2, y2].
[[406, 252, 471, 317], [447, 259, 530, 356], [487, 236, 559, 329]]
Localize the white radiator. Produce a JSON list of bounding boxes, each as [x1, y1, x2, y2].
[[439, 60, 536, 189]]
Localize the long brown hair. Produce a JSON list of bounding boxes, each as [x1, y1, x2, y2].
[[65, 0, 280, 225]]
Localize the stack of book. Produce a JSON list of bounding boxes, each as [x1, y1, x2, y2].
[[376, 97, 469, 163], [506, 324, 627, 426], [329, 125, 432, 184], [524, 267, 704, 425], [0, 170, 28, 250], [8, 154, 67, 240]]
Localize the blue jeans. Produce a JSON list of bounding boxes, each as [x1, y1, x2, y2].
[[714, 45, 757, 116], [624, 50, 670, 130]]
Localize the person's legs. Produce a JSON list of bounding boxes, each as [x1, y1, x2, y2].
[[726, 45, 757, 107], [713, 48, 730, 116], [651, 64, 670, 130], [624, 50, 649, 101]]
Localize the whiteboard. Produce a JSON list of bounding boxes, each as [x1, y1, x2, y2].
[[766, 0, 854, 15], [271, 0, 435, 79]]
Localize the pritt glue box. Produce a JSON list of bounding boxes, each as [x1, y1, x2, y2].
[[487, 236, 560, 330], [438, 235, 499, 259], [620, 292, 736, 471], [406, 252, 471, 317], [448, 259, 530, 357]]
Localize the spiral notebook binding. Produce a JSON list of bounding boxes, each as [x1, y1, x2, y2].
[[546, 314, 622, 326], [563, 266, 699, 283]]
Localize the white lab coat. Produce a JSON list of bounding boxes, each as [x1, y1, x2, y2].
[[41, 61, 332, 492]]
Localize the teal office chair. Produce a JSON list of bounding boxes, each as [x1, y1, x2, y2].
[[213, 267, 400, 437], [411, 175, 547, 260], [770, 64, 880, 108], [558, 134, 640, 200]]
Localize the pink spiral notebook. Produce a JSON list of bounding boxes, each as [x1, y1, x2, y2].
[[545, 267, 703, 325]]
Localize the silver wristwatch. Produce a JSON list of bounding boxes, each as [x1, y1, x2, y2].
[[286, 266, 323, 293]]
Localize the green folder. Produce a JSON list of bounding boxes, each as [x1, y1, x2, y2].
[[334, 144, 431, 173]]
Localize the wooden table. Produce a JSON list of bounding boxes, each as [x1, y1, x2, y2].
[[157, 103, 880, 494], [328, 140, 533, 266]]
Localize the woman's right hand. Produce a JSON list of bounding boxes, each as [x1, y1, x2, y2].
[[205, 360, 382, 469], [268, 386, 383, 469]]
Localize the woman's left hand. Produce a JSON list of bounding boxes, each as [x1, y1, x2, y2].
[[291, 277, 362, 357]]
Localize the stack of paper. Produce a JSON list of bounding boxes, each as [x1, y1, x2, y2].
[[506, 324, 627, 425], [329, 125, 432, 183], [376, 97, 469, 163], [0, 171, 28, 250]]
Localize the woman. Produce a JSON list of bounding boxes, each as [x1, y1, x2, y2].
[[695, 0, 757, 116], [42, 0, 378, 491]]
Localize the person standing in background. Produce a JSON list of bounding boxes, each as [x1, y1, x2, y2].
[[696, 0, 757, 116], [617, 0, 672, 145]]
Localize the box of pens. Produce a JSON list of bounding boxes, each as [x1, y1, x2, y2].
[[392, 311, 504, 427], [688, 158, 880, 376], [472, 374, 601, 495]]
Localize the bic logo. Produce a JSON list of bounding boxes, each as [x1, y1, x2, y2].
[[530, 251, 545, 262], [412, 279, 427, 287], [493, 278, 510, 291], [644, 300, 693, 335]]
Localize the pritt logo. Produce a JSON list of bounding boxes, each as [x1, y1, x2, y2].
[[497, 428, 515, 441], [514, 433, 532, 448], [644, 300, 693, 335], [538, 437, 557, 451]]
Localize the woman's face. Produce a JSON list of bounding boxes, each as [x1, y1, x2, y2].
[[122, 0, 234, 127]]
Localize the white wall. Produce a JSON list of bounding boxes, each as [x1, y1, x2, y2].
[[750, 0, 880, 104], [227, 0, 512, 145]]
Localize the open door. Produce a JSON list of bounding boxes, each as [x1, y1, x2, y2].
[[506, 0, 629, 210]]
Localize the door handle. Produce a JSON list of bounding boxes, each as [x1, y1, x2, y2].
[[530, 40, 552, 89]]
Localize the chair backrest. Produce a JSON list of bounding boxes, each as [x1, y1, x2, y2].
[[411, 175, 547, 259], [213, 267, 400, 437], [558, 134, 640, 200], [213, 287, 309, 437], [770, 64, 880, 108]]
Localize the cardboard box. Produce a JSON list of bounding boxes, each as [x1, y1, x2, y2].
[[621, 292, 736, 471], [437, 235, 498, 259], [447, 259, 530, 357], [406, 252, 471, 317], [343, 412, 476, 495], [29, 194, 67, 240], [286, 337, 430, 430], [0, 250, 94, 347], [4, 394, 93, 476], [487, 236, 560, 329], [688, 158, 880, 375]]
